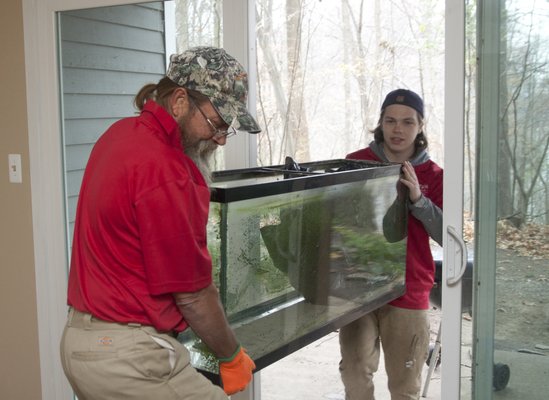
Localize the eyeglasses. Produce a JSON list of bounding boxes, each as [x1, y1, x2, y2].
[[190, 98, 237, 139]]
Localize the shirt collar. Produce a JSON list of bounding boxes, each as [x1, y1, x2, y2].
[[141, 100, 183, 150]]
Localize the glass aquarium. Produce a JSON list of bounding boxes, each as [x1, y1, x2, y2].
[[178, 159, 407, 375]]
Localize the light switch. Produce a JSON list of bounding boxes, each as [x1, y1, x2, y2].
[[8, 154, 22, 183]]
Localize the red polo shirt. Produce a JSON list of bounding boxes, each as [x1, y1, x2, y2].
[[67, 100, 212, 332]]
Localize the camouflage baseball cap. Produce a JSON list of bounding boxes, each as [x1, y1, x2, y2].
[[167, 46, 261, 134]]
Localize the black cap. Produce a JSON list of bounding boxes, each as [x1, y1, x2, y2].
[[381, 89, 424, 117]]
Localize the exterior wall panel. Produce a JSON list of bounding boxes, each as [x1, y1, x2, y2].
[[59, 2, 166, 233]]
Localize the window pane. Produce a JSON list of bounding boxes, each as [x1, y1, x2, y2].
[[255, 0, 445, 166]]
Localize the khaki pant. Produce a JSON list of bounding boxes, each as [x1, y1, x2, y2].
[[339, 305, 430, 400], [60, 308, 227, 400]]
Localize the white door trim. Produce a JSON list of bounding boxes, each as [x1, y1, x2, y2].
[[441, 0, 466, 398], [222, 0, 258, 169]]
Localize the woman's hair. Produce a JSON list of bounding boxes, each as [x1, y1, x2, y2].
[[371, 109, 428, 155], [133, 76, 210, 112]]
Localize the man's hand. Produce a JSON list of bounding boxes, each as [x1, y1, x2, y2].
[[399, 161, 421, 203], [219, 345, 256, 395], [175, 287, 256, 393]]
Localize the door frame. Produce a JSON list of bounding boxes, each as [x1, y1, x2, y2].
[[472, 0, 500, 398], [441, 0, 466, 398]]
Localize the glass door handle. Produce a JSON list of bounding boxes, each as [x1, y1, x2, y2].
[[446, 225, 468, 286]]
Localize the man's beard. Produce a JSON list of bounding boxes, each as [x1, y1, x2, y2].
[[181, 128, 217, 185]]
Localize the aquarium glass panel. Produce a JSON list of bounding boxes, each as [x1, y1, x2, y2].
[[179, 160, 407, 373]]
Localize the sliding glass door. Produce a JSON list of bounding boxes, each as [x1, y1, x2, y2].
[[473, 1, 548, 399]]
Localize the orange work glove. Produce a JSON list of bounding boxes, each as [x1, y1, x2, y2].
[[218, 345, 256, 395]]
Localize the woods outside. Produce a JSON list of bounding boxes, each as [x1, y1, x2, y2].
[[175, 0, 548, 230]]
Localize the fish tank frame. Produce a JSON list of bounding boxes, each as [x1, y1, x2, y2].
[[178, 159, 407, 378]]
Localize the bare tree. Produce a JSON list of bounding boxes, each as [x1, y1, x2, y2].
[[256, 0, 445, 166], [500, 3, 549, 226], [542, 174, 549, 224], [175, 0, 221, 52], [341, 1, 354, 152], [499, 5, 514, 220], [342, 0, 373, 138], [256, 0, 288, 165], [284, 0, 311, 162], [464, 1, 477, 217], [256, 0, 320, 164]]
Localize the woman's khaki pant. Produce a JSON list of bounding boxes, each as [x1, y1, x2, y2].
[[60, 308, 227, 400], [339, 304, 430, 400]]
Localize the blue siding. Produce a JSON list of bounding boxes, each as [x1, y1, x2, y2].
[[59, 2, 166, 231]]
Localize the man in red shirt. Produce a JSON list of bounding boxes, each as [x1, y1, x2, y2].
[[60, 46, 259, 400], [339, 89, 443, 399]]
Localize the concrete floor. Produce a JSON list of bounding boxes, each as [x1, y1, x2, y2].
[[259, 330, 441, 400], [258, 309, 549, 400], [259, 309, 443, 400]]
